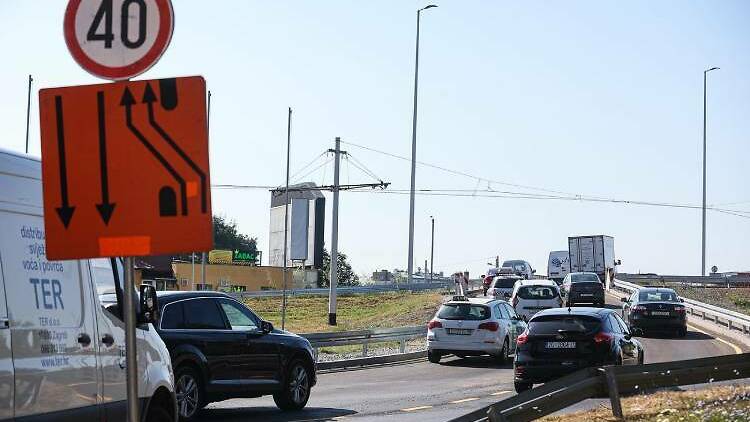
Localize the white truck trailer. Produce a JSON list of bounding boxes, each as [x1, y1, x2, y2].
[[568, 235, 619, 287]]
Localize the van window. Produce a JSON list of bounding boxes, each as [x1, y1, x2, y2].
[[160, 302, 184, 329], [183, 299, 227, 329], [517, 285, 559, 300]]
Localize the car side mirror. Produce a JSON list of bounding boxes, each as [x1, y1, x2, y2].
[[139, 284, 158, 324], [679, 298, 684, 303], [532, 269, 537, 274], [261, 320, 274, 334], [624, 333, 632, 340], [631, 327, 644, 337], [620, 297, 628, 303]]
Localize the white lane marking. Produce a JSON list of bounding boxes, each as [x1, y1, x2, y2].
[[688, 323, 743, 355], [401, 405, 433, 412], [491, 390, 511, 396], [450, 397, 480, 404]]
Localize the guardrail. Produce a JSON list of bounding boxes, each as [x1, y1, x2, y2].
[[301, 325, 425, 362], [233, 282, 455, 298], [618, 274, 750, 287], [612, 278, 750, 335], [450, 352, 750, 422]]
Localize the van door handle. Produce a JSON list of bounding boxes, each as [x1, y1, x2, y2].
[[77, 333, 92, 347], [102, 334, 115, 347]]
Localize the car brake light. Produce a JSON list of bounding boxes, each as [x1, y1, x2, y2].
[[478, 321, 499, 332], [674, 306, 686, 314], [516, 332, 528, 345], [594, 331, 612, 344], [428, 320, 442, 330]]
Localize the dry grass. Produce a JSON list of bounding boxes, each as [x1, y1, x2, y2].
[[541, 385, 750, 421], [242, 290, 444, 333]]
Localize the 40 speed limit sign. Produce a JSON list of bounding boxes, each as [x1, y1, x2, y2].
[[64, 0, 174, 80]]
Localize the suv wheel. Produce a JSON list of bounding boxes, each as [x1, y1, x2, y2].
[[274, 360, 311, 410], [428, 350, 441, 363], [175, 366, 204, 421], [514, 381, 532, 393]]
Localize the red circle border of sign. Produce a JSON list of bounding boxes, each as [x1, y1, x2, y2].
[[64, 0, 174, 80]]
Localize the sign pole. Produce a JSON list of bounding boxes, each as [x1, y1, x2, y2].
[[25, 75, 33, 154], [281, 107, 292, 330], [123, 257, 139, 422]]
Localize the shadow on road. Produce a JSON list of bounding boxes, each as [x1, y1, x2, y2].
[[637, 330, 713, 341], [439, 355, 512, 369], [198, 406, 357, 422]]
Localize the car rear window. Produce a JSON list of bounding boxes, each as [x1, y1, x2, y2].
[[571, 273, 600, 282], [493, 277, 517, 289], [639, 291, 679, 302], [517, 285, 559, 300], [528, 315, 601, 335], [437, 304, 490, 320]]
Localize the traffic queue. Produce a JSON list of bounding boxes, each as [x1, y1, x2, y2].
[[428, 259, 688, 393]]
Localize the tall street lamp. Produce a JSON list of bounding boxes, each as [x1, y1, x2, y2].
[[430, 215, 435, 281], [702, 66, 719, 276], [407, 4, 437, 284]]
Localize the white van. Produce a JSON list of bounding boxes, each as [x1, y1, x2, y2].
[[547, 250, 570, 284], [510, 279, 562, 321], [0, 149, 176, 421]]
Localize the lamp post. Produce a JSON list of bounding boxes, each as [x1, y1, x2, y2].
[[702, 66, 719, 277], [407, 4, 437, 284], [430, 215, 435, 281]]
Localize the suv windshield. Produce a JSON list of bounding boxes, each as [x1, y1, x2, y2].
[[492, 277, 518, 289], [528, 315, 601, 335], [437, 303, 490, 320], [571, 273, 600, 282], [517, 285, 559, 300], [639, 291, 679, 302]]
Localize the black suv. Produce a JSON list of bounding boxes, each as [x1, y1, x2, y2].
[[513, 307, 643, 393], [621, 287, 687, 337], [154, 291, 317, 420]]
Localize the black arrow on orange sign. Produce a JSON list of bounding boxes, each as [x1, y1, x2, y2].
[[121, 87, 188, 216], [54, 96, 75, 228], [143, 82, 208, 213], [95, 91, 116, 224]]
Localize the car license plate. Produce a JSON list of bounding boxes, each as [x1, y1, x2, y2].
[[651, 311, 670, 316], [546, 341, 576, 349], [447, 328, 472, 335]]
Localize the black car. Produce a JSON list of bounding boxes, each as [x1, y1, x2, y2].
[[621, 287, 687, 337], [154, 291, 317, 420], [513, 307, 643, 393], [561, 272, 605, 307]]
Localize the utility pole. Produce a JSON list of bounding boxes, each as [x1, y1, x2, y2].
[[702, 67, 719, 276], [25, 75, 33, 154], [191, 252, 195, 290], [201, 90, 212, 289], [430, 215, 435, 282], [407, 5, 437, 284], [329, 137, 342, 325], [281, 107, 292, 330]]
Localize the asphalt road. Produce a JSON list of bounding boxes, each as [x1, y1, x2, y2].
[[196, 295, 739, 422]]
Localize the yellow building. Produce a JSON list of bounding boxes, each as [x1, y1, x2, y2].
[[170, 262, 319, 292]]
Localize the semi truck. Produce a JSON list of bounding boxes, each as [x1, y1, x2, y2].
[[568, 235, 620, 287]]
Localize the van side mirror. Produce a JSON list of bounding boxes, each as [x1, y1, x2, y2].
[[532, 269, 537, 274], [620, 297, 628, 303], [261, 320, 274, 334], [139, 284, 158, 324]]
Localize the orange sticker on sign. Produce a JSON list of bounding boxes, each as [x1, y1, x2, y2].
[[39, 76, 213, 260]]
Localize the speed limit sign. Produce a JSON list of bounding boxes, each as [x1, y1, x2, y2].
[[64, 0, 174, 80]]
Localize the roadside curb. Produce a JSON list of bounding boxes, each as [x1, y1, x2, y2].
[[318, 350, 427, 371]]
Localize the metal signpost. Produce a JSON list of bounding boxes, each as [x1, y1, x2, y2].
[[41, 2, 207, 422]]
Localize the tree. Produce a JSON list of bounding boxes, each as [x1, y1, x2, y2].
[[213, 215, 258, 254], [318, 248, 359, 287]]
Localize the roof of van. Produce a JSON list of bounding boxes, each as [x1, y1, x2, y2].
[[0, 148, 41, 180]]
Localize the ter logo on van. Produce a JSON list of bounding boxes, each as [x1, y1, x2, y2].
[[38, 77, 212, 260]]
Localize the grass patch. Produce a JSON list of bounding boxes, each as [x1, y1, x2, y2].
[[672, 287, 750, 315], [242, 290, 444, 333], [541, 385, 750, 421]]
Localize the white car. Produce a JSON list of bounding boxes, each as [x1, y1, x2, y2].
[[487, 275, 523, 300], [511, 279, 563, 320], [427, 296, 526, 364]]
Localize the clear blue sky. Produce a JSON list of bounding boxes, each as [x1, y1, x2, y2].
[[2, 1, 748, 277]]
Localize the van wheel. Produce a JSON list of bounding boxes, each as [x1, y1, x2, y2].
[[495, 338, 509, 364], [514, 381, 532, 393], [175, 366, 204, 420], [428, 350, 442, 363], [274, 360, 311, 410], [146, 404, 172, 422]]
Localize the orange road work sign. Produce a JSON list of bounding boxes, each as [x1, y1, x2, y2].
[[39, 76, 212, 260]]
